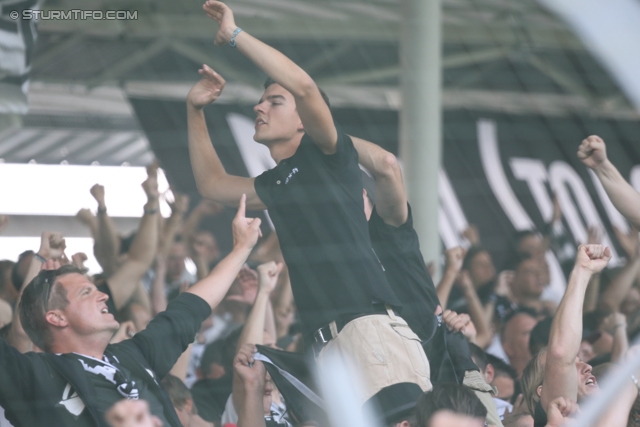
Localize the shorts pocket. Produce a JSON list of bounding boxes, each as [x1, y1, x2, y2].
[[390, 323, 430, 379]]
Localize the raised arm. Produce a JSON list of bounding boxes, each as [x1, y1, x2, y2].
[[598, 251, 640, 312], [204, 1, 337, 154], [90, 184, 121, 276], [186, 194, 262, 310], [437, 247, 465, 309], [351, 136, 408, 226], [105, 175, 159, 310], [541, 244, 611, 409], [186, 65, 265, 209], [578, 135, 640, 228], [236, 261, 282, 352]]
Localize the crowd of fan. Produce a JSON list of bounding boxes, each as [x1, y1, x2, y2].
[[0, 136, 639, 427], [2, 0, 640, 425]]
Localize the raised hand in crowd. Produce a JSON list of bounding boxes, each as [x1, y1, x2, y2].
[[600, 311, 628, 362], [536, 244, 611, 416], [89, 183, 121, 275], [233, 343, 269, 427], [456, 271, 493, 348], [437, 246, 466, 309], [187, 64, 226, 110], [462, 224, 481, 247], [578, 136, 640, 229], [70, 252, 88, 270]]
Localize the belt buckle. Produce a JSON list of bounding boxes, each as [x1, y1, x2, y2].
[[314, 326, 330, 345]]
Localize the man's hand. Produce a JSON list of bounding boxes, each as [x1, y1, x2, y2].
[[232, 194, 262, 251], [574, 244, 611, 275], [442, 309, 475, 339], [545, 397, 579, 427], [203, 1, 238, 46], [257, 261, 283, 294], [38, 232, 66, 261], [141, 175, 159, 202], [71, 252, 88, 269], [187, 64, 226, 109], [90, 184, 106, 206], [445, 247, 465, 274], [577, 135, 608, 170], [170, 193, 190, 216], [234, 343, 266, 390], [76, 208, 95, 226], [461, 225, 480, 247]]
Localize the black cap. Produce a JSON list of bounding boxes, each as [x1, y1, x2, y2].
[[363, 382, 423, 425]]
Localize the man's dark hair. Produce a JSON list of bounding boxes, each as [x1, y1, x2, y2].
[[162, 374, 196, 414], [263, 78, 330, 108], [500, 306, 538, 338], [19, 265, 86, 351], [485, 353, 517, 381], [415, 383, 486, 427], [502, 250, 535, 272], [462, 246, 490, 271], [511, 230, 538, 251], [11, 250, 34, 292]]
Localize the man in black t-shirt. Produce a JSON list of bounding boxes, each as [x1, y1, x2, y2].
[[187, 1, 430, 404], [352, 137, 503, 427]]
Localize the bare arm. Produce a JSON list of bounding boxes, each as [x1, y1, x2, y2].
[[351, 136, 408, 227], [583, 273, 601, 313], [205, 1, 337, 154], [598, 254, 640, 312], [185, 195, 262, 310], [90, 184, 121, 276], [186, 69, 265, 209], [458, 271, 492, 348], [541, 245, 611, 409], [237, 262, 282, 353], [149, 256, 168, 315], [158, 193, 189, 258], [437, 247, 465, 309], [106, 176, 159, 311], [601, 312, 629, 363], [233, 345, 268, 427], [578, 135, 640, 228]]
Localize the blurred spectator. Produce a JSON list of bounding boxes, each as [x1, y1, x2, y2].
[[363, 382, 422, 427], [415, 383, 487, 427], [161, 374, 212, 427]]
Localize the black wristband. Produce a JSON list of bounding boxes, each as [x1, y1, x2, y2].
[[97, 206, 107, 214], [144, 208, 159, 215], [35, 253, 47, 263]]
